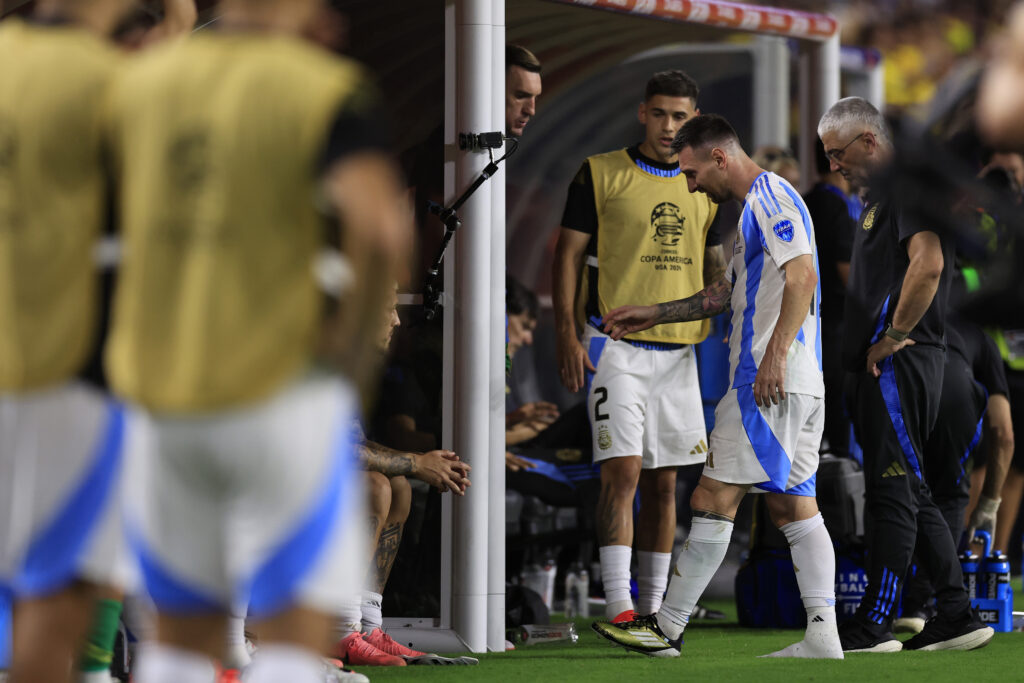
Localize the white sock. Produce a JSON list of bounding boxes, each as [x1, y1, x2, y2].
[[79, 672, 114, 683], [361, 590, 384, 632], [636, 550, 671, 615], [657, 516, 733, 640], [244, 644, 322, 683], [764, 513, 842, 659], [133, 643, 217, 683], [334, 594, 363, 639], [224, 614, 251, 669], [599, 545, 634, 620]]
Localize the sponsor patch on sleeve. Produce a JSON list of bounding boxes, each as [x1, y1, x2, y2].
[[773, 219, 795, 242]]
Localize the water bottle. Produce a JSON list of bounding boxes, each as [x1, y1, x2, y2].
[[564, 569, 581, 619], [576, 568, 590, 617], [513, 623, 579, 645], [960, 551, 980, 599], [984, 551, 1011, 601]]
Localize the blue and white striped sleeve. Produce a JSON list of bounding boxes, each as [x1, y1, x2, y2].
[[750, 174, 813, 269]]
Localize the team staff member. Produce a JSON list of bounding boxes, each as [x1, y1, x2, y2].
[[818, 97, 991, 653], [593, 114, 840, 659], [897, 315, 1014, 632], [103, 0, 411, 681], [506, 44, 542, 137], [0, 1, 193, 681], [553, 70, 723, 624]]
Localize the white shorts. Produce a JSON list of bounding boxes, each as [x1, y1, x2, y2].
[[705, 385, 823, 495], [583, 325, 707, 469], [0, 381, 127, 598], [124, 374, 365, 619]]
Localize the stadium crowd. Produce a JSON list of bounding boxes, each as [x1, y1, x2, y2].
[[1, 0, 1024, 681]]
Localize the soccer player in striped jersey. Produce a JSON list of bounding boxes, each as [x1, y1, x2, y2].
[[593, 114, 841, 659]]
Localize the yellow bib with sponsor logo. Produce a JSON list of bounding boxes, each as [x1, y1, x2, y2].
[[579, 149, 717, 344]]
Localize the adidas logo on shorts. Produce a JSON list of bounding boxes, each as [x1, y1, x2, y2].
[[881, 462, 907, 478]]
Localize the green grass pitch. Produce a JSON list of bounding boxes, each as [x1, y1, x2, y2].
[[366, 579, 1024, 682]]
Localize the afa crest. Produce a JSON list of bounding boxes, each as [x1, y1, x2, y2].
[[597, 425, 612, 450], [650, 202, 685, 246], [773, 219, 795, 243], [862, 204, 878, 231]]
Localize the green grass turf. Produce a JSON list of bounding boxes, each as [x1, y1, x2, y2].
[[363, 579, 1024, 682]]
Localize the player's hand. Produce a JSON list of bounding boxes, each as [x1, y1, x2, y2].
[[602, 305, 659, 341], [415, 450, 472, 495], [506, 452, 537, 472], [967, 495, 1001, 546], [556, 334, 596, 393], [507, 401, 560, 427], [753, 348, 787, 406], [865, 336, 915, 377]]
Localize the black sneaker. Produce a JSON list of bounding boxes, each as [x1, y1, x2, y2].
[[591, 613, 683, 658], [893, 607, 931, 634], [692, 603, 727, 620], [903, 607, 994, 651], [838, 617, 902, 653]]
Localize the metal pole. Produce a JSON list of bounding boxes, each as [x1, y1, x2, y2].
[[798, 33, 840, 191], [487, 0, 507, 655], [452, 0, 493, 654], [866, 59, 886, 112], [752, 35, 790, 149]]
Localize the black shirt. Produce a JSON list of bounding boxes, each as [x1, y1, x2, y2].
[[843, 188, 954, 371], [947, 315, 1009, 397], [804, 182, 855, 331]]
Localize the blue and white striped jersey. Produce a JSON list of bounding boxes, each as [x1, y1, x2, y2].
[[725, 172, 824, 398]]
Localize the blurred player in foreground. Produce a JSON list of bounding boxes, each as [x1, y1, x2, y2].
[[592, 114, 841, 659], [102, 0, 411, 681], [0, 1, 192, 681]]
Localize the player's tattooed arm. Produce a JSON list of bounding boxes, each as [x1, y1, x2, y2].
[[655, 276, 733, 323], [358, 440, 416, 477], [703, 244, 727, 285]]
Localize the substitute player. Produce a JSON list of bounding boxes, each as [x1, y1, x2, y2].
[[592, 114, 841, 659], [553, 70, 722, 624], [818, 97, 991, 653], [0, 1, 193, 681], [103, 0, 411, 681]]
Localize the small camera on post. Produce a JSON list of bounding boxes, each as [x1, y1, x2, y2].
[[459, 131, 505, 152]]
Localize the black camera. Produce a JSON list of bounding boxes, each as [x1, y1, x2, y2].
[[459, 131, 505, 151]]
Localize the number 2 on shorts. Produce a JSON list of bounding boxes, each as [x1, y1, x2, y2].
[[593, 387, 610, 421]]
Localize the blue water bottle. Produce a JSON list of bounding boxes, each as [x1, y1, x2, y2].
[[960, 550, 980, 599], [984, 550, 1011, 600]]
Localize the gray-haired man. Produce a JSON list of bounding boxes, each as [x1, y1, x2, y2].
[[818, 97, 992, 653]]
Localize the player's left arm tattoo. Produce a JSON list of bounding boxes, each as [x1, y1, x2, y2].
[[371, 522, 405, 593], [703, 244, 727, 286], [359, 440, 416, 477], [655, 276, 733, 324]]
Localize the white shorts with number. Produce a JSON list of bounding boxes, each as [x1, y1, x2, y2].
[[583, 325, 707, 469], [0, 381, 128, 598], [705, 385, 823, 495], [124, 374, 365, 618]]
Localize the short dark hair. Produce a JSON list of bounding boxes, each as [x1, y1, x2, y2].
[[506, 44, 542, 74], [671, 114, 739, 154], [506, 274, 539, 319], [644, 70, 699, 103]]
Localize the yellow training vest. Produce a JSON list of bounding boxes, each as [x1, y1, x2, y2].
[[0, 20, 119, 391], [105, 33, 375, 413], [579, 149, 718, 344]]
